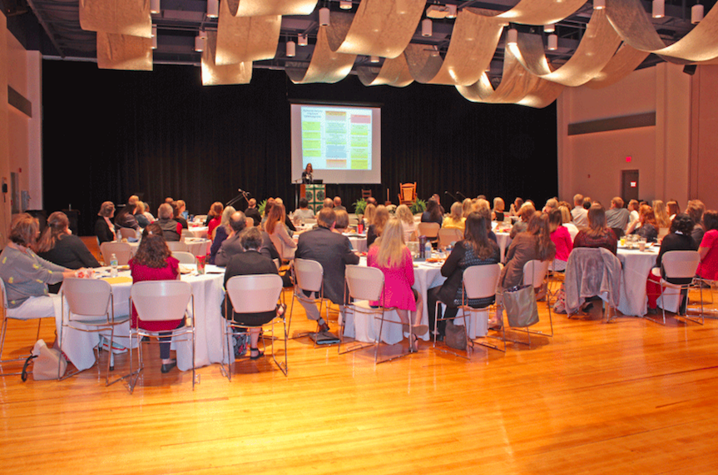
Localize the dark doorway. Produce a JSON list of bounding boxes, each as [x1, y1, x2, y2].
[[621, 170, 639, 202]]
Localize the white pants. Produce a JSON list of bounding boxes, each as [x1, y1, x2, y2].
[[7, 295, 63, 323]]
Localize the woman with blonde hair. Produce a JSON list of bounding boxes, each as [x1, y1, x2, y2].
[[367, 218, 426, 351], [363, 203, 377, 229], [492, 197, 505, 221], [558, 205, 579, 240], [652, 200, 671, 229], [442, 202, 466, 231], [266, 202, 296, 258], [462, 198, 473, 218], [396, 204, 418, 242], [209, 205, 236, 264], [367, 205, 390, 247]]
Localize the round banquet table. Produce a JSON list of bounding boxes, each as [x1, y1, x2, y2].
[[184, 237, 211, 256], [616, 246, 659, 317], [186, 226, 209, 239], [57, 264, 226, 372]]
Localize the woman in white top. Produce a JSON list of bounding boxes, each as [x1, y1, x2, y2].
[[395, 204, 417, 242], [265, 203, 296, 259], [559, 205, 579, 241]]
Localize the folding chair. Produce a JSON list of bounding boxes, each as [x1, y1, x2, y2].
[[220, 274, 286, 380], [0, 278, 44, 376], [288, 259, 329, 341], [100, 242, 133, 266], [339, 265, 408, 365], [438, 228, 463, 250], [649, 251, 703, 325], [118, 227, 139, 240], [166, 241, 189, 253], [434, 264, 502, 358], [126, 280, 196, 394], [173, 251, 196, 265], [59, 278, 129, 385]]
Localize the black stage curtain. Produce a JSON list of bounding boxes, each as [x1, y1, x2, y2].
[[42, 61, 557, 235]]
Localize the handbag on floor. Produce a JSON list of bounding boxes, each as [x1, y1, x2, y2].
[[503, 285, 539, 328], [445, 320, 467, 350], [21, 339, 67, 381]]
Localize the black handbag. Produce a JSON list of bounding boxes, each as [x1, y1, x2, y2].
[[445, 320, 467, 350], [503, 285, 539, 328]]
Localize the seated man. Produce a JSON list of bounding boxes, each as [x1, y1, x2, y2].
[[333, 196, 346, 211], [295, 208, 360, 332], [156, 203, 181, 241], [215, 211, 280, 267]]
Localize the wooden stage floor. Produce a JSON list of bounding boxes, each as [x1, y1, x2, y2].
[[3, 295, 718, 473], [2, 241, 718, 473]]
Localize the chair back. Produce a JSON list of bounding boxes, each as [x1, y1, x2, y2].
[[100, 242, 133, 265], [522, 259, 550, 288], [662, 251, 700, 279], [130, 281, 192, 322], [417, 222, 440, 238], [62, 278, 112, 318], [180, 229, 192, 242], [166, 241, 189, 253], [173, 251, 196, 264], [118, 228, 138, 240], [462, 264, 501, 301], [226, 274, 283, 314], [399, 182, 416, 203], [361, 189, 372, 200], [294, 258, 324, 293], [438, 228, 463, 248], [345, 265, 384, 302]]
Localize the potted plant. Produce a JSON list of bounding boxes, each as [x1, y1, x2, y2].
[[410, 199, 427, 215], [353, 198, 367, 215]]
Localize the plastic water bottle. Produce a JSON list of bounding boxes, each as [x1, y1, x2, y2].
[[110, 253, 118, 277], [424, 240, 432, 259]]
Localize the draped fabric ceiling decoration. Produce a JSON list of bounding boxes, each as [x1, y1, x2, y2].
[[31, 0, 718, 106]]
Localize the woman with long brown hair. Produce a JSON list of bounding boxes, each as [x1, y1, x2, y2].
[[628, 204, 659, 243], [95, 201, 116, 243], [265, 202, 296, 258], [129, 223, 182, 373], [206, 201, 224, 238], [428, 212, 501, 340], [500, 212, 556, 289], [36, 212, 100, 287], [653, 200, 672, 229], [572, 204, 618, 255]]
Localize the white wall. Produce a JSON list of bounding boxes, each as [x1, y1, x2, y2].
[[557, 63, 692, 208]]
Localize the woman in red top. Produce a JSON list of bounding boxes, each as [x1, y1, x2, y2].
[[367, 218, 426, 351], [207, 202, 224, 240], [549, 209, 573, 270], [697, 210, 718, 281], [129, 223, 182, 373]]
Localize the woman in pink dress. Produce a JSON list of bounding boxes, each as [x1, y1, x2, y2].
[[549, 209, 573, 271], [129, 223, 182, 373], [367, 218, 426, 351]]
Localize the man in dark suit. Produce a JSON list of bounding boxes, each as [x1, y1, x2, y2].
[[295, 208, 360, 332], [245, 198, 262, 227], [215, 211, 279, 267]]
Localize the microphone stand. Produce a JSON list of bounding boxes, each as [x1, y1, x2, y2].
[[444, 191, 459, 202], [226, 190, 250, 208], [456, 191, 467, 200]]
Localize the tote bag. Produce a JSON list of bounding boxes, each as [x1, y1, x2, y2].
[[503, 285, 539, 328]]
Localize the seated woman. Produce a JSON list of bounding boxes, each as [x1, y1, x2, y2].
[[368, 218, 426, 351], [294, 198, 315, 222], [559, 205, 579, 241], [129, 224, 181, 373], [36, 212, 100, 293], [266, 202, 296, 259], [223, 227, 282, 360], [500, 212, 556, 290], [367, 205, 390, 248], [646, 213, 696, 314], [0, 214, 81, 327], [114, 203, 139, 232], [549, 209, 573, 270], [492, 197, 506, 222], [428, 212, 500, 340], [509, 202, 536, 239], [653, 199, 672, 230], [333, 209, 350, 234], [156, 203, 182, 242], [573, 204, 618, 255], [134, 201, 151, 228], [421, 199, 444, 227], [442, 202, 466, 231], [205, 201, 224, 234], [462, 198, 473, 219], [697, 210, 718, 282], [509, 197, 523, 217], [208, 206, 235, 265], [628, 204, 659, 243], [172, 201, 188, 230], [396, 204, 418, 242], [362, 203, 376, 231], [95, 201, 116, 244]]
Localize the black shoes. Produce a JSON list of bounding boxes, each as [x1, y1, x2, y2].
[[161, 360, 177, 373]]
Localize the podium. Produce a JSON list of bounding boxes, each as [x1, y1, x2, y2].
[[301, 184, 326, 212]]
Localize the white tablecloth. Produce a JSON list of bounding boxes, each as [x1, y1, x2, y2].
[[187, 226, 209, 239], [495, 232, 511, 262], [346, 235, 367, 253], [617, 247, 658, 316], [58, 265, 225, 372], [185, 237, 211, 256], [342, 257, 446, 344]]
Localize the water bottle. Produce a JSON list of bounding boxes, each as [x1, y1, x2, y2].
[[419, 236, 426, 259], [424, 240, 432, 259], [110, 253, 118, 277]]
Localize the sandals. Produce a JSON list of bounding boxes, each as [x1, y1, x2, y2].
[[249, 347, 264, 360]]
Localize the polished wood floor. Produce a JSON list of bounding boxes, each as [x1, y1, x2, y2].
[[2, 240, 718, 474]]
